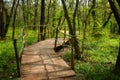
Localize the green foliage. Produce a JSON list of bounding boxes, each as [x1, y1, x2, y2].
[[0, 39, 18, 80], [25, 30, 38, 46], [63, 51, 71, 62], [75, 62, 120, 80], [0, 28, 38, 80], [63, 30, 120, 80], [85, 35, 118, 63], [1, 0, 120, 80]]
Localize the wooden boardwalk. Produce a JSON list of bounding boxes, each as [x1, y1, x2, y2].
[[20, 39, 75, 80]]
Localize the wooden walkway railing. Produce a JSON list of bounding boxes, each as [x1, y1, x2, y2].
[[13, 26, 26, 77], [13, 25, 76, 79]]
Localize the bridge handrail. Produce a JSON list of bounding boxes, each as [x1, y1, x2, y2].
[[13, 26, 26, 77]]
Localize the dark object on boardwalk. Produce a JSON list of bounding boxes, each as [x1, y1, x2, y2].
[[54, 39, 70, 52], [54, 45, 64, 52]]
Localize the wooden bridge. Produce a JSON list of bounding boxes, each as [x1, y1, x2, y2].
[[20, 38, 76, 80]]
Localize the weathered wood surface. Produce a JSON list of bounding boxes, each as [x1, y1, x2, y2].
[[20, 39, 75, 80]]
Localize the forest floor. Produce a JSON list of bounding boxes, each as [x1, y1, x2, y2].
[[0, 28, 120, 80]]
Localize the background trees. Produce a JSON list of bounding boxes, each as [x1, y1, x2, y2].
[[0, 0, 16, 39]]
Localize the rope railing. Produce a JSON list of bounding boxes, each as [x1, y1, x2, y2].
[[24, 25, 77, 38], [13, 26, 26, 77], [58, 27, 80, 38], [24, 25, 80, 38]]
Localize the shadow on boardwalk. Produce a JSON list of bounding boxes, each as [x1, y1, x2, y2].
[[20, 39, 75, 80]]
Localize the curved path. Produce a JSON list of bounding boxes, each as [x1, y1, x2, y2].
[[20, 39, 75, 80]]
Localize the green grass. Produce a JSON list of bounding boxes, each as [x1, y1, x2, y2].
[[0, 27, 38, 80], [75, 62, 120, 80], [0, 39, 18, 80], [63, 32, 120, 80]]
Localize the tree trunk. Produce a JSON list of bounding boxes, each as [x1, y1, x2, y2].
[[73, 0, 79, 35], [117, 0, 120, 6], [12, 0, 19, 39], [108, 0, 120, 76], [46, 0, 52, 38], [114, 41, 120, 75], [39, 0, 45, 41], [102, 12, 112, 28], [0, 0, 4, 39], [61, 0, 81, 60], [5, 0, 16, 37], [51, 0, 56, 38], [21, 0, 26, 25], [108, 0, 120, 27], [54, 15, 62, 48], [33, 0, 38, 30], [46, 0, 51, 24], [0, 0, 16, 39], [92, 0, 97, 34]]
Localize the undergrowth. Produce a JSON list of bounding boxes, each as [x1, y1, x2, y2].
[[63, 32, 120, 80], [0, 28, 38, 80], [0, 27, 119, 80], [0, 39, 18, 80]]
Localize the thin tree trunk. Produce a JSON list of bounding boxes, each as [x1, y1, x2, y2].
[[108, 0, 120, 76], [109, 0, 120, 34], [61, 0, 81, 60], [114, 39, 120, 75], [102, 12, 112, 28], [108, 0, 120, 27], [54, 15, 62, 48], [0, 0, 4, 39], [81, 1, 88, 55], [33, 0, 38, 30], [46, 0, 52, 38], [21, 0, 26, 25], [77, 10, 81, 35], [26, 0, 29, 25], [117, 0, 120, 6], [92, 0, 97, 34], [12, 0, 19, 39], [46, 0, 51, 24], [51, 0, 56, 38], [0, 0, 16, 39], [73, 0, 79, 35], [39, 0, 45, 41]]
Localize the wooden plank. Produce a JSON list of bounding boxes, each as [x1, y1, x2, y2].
[[22, 55, 42, 64], [20, 39, 75, 80]]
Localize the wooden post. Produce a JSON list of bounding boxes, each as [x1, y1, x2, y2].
[[54, 27, 59, 48], [71, 45, 74, 70], [70, 36, 74, 70], [63, 25, 66, 43], [38, 25, 40, 41], [13, 39, 20, 77], [48, 25, 50, 38]]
